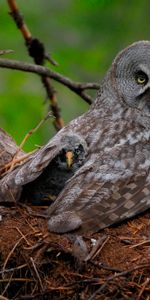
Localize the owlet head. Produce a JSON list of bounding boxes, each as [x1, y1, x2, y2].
[[110, 41, 150, 114], [57, 134, 88, 170]]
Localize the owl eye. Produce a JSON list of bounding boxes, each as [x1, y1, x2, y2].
[[135, 71, 148, 85], [59, 149, 66, 162], [75, 148, 80, 155], [75, 144, 83, 155]]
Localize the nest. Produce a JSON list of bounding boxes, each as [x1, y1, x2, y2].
[[0, 206, 150, 300], [0, 129, 150, 299]]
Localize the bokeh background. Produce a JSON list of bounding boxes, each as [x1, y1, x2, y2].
[[0, 0, 150, 151]]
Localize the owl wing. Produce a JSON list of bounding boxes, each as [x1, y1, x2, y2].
[[0, 133, 68, 201], [47, 168, 150, 233]]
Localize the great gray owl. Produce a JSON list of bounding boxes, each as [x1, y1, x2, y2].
[[1, 41, 150, 233]]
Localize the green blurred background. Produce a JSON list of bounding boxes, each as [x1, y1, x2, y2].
[[0, 0, 150, 151]]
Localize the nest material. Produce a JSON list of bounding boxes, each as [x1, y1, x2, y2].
[[0, 206, 150, 299]]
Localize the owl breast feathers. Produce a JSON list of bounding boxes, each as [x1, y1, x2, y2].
[[1, 40, 150, 233]]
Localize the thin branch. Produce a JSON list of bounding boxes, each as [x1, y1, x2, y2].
[[0, 49, 13, 55], [137, 277, 150, 300], [88, 262, 150, 300], [0, 58, 99, 103], [84, 235, 109, 261], [0, 112, 52, 176], [130, 239, 150, 248], [0, 263, 27, 275], [30, 257, 44, 292], [2, 236, 26, 277], [8, 0, 64, 130]]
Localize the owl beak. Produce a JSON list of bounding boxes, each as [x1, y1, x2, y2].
[[66, 151, 74, 168]]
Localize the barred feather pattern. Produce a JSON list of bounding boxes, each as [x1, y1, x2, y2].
[[1, 41, 150, 233]]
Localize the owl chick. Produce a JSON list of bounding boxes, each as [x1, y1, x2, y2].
[[21, 134, 87, 204]]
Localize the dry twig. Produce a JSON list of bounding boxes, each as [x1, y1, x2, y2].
[[137, 277, 150, 300], [85, 235, 109, 261], [7, 0, 63, 130], [88, 262, 150, 300], [0, 111, 52, 176]]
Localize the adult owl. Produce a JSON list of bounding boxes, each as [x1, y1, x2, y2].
[[1, 41, 150, 234]]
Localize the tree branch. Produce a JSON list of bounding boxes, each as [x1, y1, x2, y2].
[[7, 0, 63, 130], [0, 58, 99, 104]]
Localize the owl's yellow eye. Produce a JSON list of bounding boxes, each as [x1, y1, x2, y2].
[[135, 71, 148, 85], [137, 76, 146, 84]]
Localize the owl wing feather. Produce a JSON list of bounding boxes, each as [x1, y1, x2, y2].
[[47, 170, 150, 233], [0, 133, 69, 201]]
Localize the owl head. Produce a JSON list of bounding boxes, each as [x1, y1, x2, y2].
[[56, 133, 88, 170], [96, 41, 150, 120], [111, 41, 150, 115]]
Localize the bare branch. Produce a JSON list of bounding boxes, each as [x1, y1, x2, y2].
[[7, 0, 63, 130], [0, 58, 99, 104]]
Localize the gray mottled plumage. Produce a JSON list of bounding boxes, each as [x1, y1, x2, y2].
[[1, 41, 150, 233]]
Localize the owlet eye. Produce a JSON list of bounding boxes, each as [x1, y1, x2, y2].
[[135, 71, 148, 85]]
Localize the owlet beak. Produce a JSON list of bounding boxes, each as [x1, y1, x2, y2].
[[66, 151, 74, 168]]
